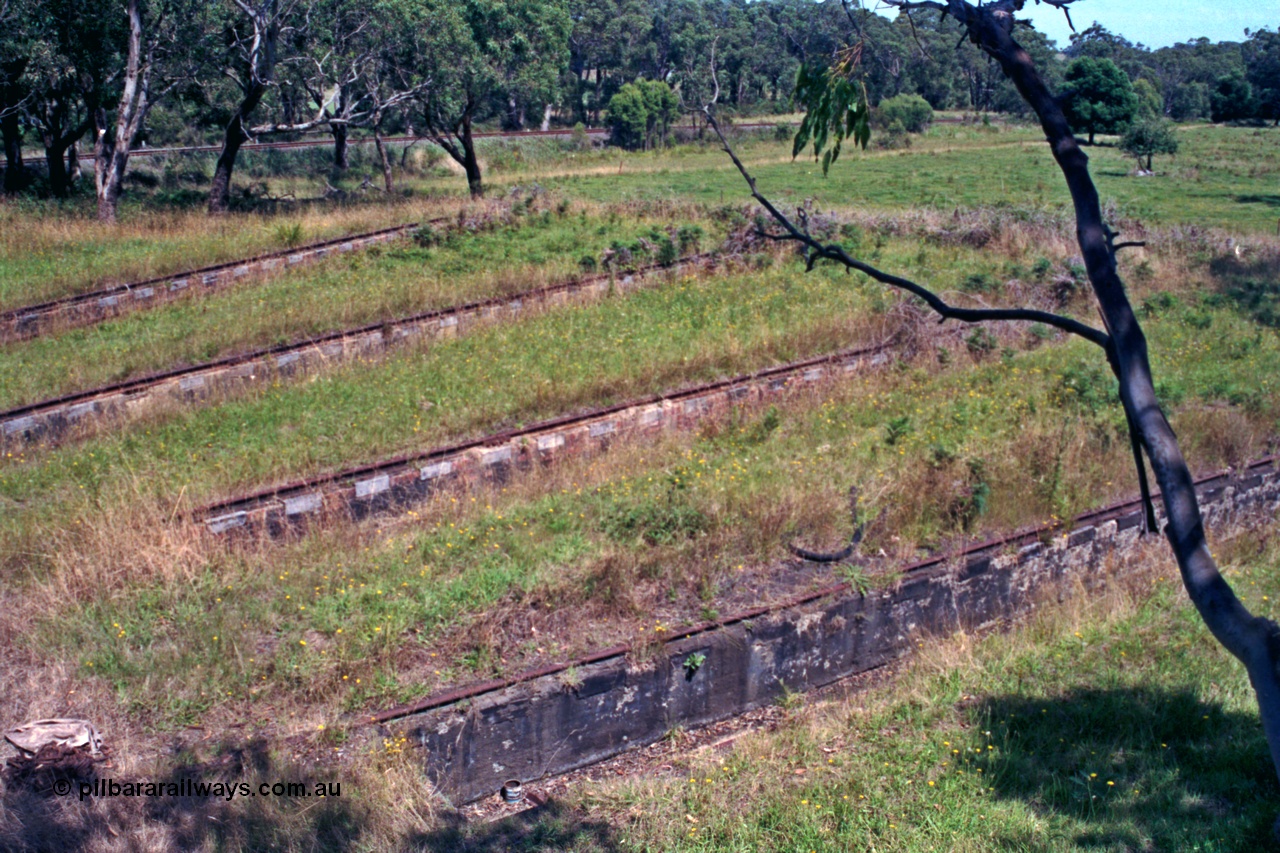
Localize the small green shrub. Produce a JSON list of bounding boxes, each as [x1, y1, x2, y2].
[[676, 223, 704, 254], [962, 272, 998, 293], [965, 327, 999, 357], [874, 120, 913, 150], [683, 652, 707, 676], [885, 415, 913, 445], [274, 222, 306, 248], [839, 222, 864, 253], [1141, 291, 1181, 316], [600, 474, 707, 546], [1053, 363, 1118, 412], [413, 224, 439, 248], [656, 235, 678, 266], [1121, 118, 1179, 171], [876, 94, 934, 133]]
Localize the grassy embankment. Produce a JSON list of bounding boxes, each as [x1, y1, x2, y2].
[[3, 225, 1277, 730], [0, 204, 715, 412], [533, 525, 1280, 852], [0, 123, 1277, 852], [0, 195, 457, 310]]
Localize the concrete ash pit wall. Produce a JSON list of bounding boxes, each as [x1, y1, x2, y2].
[[1, 256, 714, 451], [197, 343, 891, 536], [0, 223, 423, 343], [386, 458, 1280, 805]]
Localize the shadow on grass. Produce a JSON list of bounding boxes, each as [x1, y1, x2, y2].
[[968, 687, 1277, 851], [1237, 194, 1280, 209], [407, 800, 624, 852], [0, 737, 622, 852], [1209, 250, 1280, 328]]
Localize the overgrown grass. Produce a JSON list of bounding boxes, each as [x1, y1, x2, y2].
[[11, 263, 1280, 728], [8, 124, 1270, 312], [5, 516, 1276, 850], [0, 205, 713, 411], [560, 525, 1280, 852], [1, 119, 1277, 853], [0, 195, 458, 310]]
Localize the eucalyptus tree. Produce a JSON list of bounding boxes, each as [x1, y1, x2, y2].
[[356, 0, 440, 192], [19, 0, 122, 196], [1244, 28, 1280, 125], [711, 0, 1280, 799], [1061, 56, 1137, 143], [281, 0, 382, 171], [0, 0, 33, 191], [93, 0, 207, 221], [566, 0, 654, 125], [414, 0, 570, 198], [207, 0, 318, 214]]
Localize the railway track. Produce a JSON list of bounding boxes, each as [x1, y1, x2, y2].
[[7, 122, 796, 169], [0, 253, 716, 448], [0, 221, 432, 343], [372, 450, 1280, 805], [193, 342, 895, 537]]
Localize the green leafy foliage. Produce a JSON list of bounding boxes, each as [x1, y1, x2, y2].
[[792, 63, 871, 176], [1212, 71, 1256, 123], [875, 93, 934, 133], [1061, 57, 1138, 144], [1132, 78, 1164, 119], [1245, 28, 1280, 123], [1121, 118, 1180, 170], [606, 79, 679, 151]]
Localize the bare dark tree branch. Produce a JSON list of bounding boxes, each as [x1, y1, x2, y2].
[[753, 0, 1280, 802], [702, 107, 1112, 349]]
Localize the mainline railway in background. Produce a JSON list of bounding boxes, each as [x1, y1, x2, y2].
[[3, 122, 811, 170]]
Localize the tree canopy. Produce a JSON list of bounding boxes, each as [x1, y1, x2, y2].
[[0, 0, 1273, 212], [606, 79, 678, 150], [1121, 116, 1179, 170], [1061, 57, 1138, 144]]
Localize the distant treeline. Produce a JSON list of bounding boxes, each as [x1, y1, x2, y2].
[[1, 0, 1275, 216]]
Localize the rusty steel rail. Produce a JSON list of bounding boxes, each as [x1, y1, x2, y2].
[[8, 122, 805, 168], [369, 452, 1280, 725], [0, 254, 717, 448], [0, 221, 434, 343], [193, 342, 896, 536]]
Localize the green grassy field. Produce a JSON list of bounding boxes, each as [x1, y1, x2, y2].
[[0, 197, 457, 310], [543, 526, 1280, 852], [533, 125, 1280, 235], [7, 238, 1279, 732], [2, 122, 1278, 852], [0, 207, 712, 411]]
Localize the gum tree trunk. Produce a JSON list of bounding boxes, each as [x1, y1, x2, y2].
[[68, 143, 81, 184], [208, 83, 264, 214], [461, 117, 483, 199], [96, 0, 150, 222], [947, 0, 1280, 789], [2, 60, 27, 193], [331, 121, 348, 170], [1, 112, 22, 193], [374, 127, 393, 193], [43, 120, 88, 197]]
